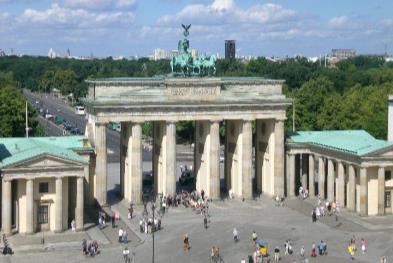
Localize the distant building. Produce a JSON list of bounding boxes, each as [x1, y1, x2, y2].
[[225, 40, 236, 59], [331, 49, 356, 59], [48, 48, 57, 59], [153, 48, 171, 60], [190, 49, 198, 58]]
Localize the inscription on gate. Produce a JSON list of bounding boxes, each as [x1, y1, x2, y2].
[[169, 86, 220, 97]]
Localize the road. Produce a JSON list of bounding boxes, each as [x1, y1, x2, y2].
[[24, 90, 126, 163]]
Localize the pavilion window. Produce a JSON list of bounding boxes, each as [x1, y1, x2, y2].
[[39, 182, 49, 193], [385, 191, 391, 208], [385, 171, 392, 181]]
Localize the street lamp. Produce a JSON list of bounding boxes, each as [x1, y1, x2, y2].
[[151, 189, 156, 263]]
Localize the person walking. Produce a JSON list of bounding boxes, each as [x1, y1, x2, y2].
[[204, 216, 208, 229], [274, 246, 280, 261], [361, 238, 366, 254], [300, 246, 305, 258], [348, 243, 354, 260], [122, 230, 128, 244], [123, 247, 130, 263], [183, 234, 190, 252], [233, 228, 239, 242], [111, 213, 116, 228], [310, 243, 317, 257]]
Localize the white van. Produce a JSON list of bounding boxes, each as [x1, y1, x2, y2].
[[75, 106, 85, 115]]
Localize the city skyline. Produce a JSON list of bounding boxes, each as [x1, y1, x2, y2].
[[0, 0, 393, 57]]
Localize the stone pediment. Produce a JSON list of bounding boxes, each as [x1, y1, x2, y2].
[[8, 154, 85, 169]]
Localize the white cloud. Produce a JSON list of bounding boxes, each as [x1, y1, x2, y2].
[[211, 0, 234, 11], [64, 0, 136, 10], [17, 3, 135, 29]]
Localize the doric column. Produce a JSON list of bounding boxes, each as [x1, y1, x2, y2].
[[301, 154, 308, 190], [26, 179, 34, 234], [327, 159, 335, 202], [76, 177, 84, 231], [2, 180, 12, 236], [95, 123, 107, 206], [318, 156, 325, 199], [360, 167, 368, 216], [55, 177, 63, 233], [378, 167, 385, 215], [337, 161, 345, 206], [288, 153, 295, 197], [347, 164, 356, 211], [209, 121, 220, 199], [165, 121, 177, 197], [241, 120, 253, 199], [308, 154, 315, 197], [130, 122, 143, 204], [274, 120, 285, 197]]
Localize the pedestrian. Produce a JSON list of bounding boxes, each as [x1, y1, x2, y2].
[[122, 230, 128, 244], [82, 239, 87, 255], [204, 216, 208, 229], [274, 246, 280, 261], [123, 247, 130, 263], [361, 238, 366, 254], [350, 235, 356, 252], [233, 228, 239, 242], [98, 215, 103, 229], [71, 219, 76, 231], [310, 243, 317, 257], [311, 209, 317, 222], [128, 205, 134, 219], [252, 231, 258, 243], [300, 246, 305, 258], [241, 258, 246, 263], [118, 228, 124, 243], [211, 246, 216, 262], [380, 256, 387, 263], [183, 234, 190, 252], [112, 213, 116, 228], [201, 189, 205, 200], [348, 243, 354, 260]]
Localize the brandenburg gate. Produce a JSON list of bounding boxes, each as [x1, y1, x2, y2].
[[84, 77, 291, 206]]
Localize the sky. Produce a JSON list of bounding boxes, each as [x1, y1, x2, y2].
[[0, 0, 393, 57]]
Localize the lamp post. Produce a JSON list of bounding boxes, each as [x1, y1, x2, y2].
[[151, 189, 156, 263]]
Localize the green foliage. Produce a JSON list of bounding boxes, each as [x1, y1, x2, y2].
[[1, 55, 393, 140], [0, 72, 41, 137]]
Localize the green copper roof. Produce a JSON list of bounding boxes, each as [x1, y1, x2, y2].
[[0, 136, 91, 168], [287, 130, 393, 156]]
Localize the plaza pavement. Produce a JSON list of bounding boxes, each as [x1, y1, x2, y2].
[[3, 194, 393, 263], [2, 159, 393, 262]]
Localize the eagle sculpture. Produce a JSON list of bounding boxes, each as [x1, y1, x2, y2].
[[182, 24, 191, 37]]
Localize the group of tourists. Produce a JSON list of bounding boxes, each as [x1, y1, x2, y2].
[[311, 197, 340, 222], [118, 228, 128, 244], [347, 235, 367, 260], [82, 239, 99, 257], [298, 186, 309, 199], [139, 216, 161, 234]]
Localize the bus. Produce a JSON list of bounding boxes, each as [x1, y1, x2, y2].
[[75, 106, 85, 115]]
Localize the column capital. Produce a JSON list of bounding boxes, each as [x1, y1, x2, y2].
[[209, 119, 222, 124]]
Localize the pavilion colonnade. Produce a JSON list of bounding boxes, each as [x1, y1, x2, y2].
[[286, 151, 389, 216]]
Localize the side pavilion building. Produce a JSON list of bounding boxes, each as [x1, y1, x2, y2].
[[84, 77, 291, 205], [0, 136, 94, 236], [286, 130, 393, 216]]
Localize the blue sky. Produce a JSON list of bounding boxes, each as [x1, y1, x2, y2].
[[0, 0, 393, 57]]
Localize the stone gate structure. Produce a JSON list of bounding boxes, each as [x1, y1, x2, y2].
[[84, 77, 291, 206]]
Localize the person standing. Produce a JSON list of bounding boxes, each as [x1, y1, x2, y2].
[[204, 216, 208, 229], [310, 243, 317, 257], [118, 228, 124, 243], [361, 238, 366, 255], [274, 246, 280, 261], [123, 230, 128, 244], [252, 231, 258, 244]]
